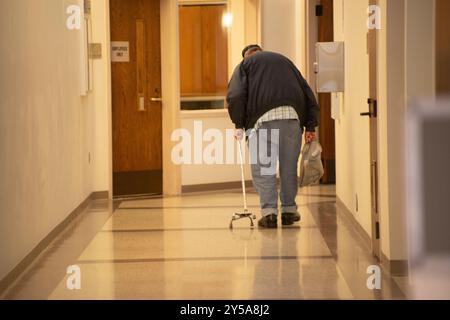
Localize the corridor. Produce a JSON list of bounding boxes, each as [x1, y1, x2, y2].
[[4, 186, 406, 300], [1, 0, 449, 304]]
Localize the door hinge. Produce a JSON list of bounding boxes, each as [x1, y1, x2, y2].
[[375, 222, 380, 240], [316, 5, 323, 17], [84, 0, 91, 15]]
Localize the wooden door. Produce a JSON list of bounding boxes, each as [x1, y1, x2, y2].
[[436, 0, 450, 94], [363, 0, 381, 259], [179, 4, 229, 97], [110, 0, 162, 197], [317, 0, 336, 184]]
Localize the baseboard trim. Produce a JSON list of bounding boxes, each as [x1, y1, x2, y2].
[[91, 190, 109, 200], [0, 190, 109, 297], [381, 252, 409, 277], [182, 180, 254, 193], [336, 197, 408, 277], [335, 197, 372, 250]]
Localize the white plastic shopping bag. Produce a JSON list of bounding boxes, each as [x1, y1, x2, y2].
[[299, 141, 324, 187]]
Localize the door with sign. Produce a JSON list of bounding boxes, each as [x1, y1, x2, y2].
[[110, 0, 163, 197]]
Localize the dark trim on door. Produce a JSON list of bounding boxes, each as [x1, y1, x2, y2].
[[113, 170, 163, 197]]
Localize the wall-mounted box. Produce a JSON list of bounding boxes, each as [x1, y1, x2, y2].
[[315, 42, 345, 93]]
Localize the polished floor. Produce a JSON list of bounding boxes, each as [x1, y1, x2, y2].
[[3, 185, 408, 300]]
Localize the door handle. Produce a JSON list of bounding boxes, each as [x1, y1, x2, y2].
[[361, 98, 377, 117], [150, 97, 162, 102]]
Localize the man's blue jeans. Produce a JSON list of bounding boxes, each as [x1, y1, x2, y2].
[[248, 120, 303, 217]]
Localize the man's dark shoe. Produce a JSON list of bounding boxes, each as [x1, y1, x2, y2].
[[258, 214, 278, 229], [282, 212, 301, 226]]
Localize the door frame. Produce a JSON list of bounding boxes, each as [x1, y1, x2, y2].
[[106, 0, 182, 198], [316, 0, 336, 185], [305, 0, 336, 184], [367, 0, 381, 259]]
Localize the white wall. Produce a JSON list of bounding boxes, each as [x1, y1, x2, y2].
[[180, 110, 252, 186], [0, 0, 110, 281], [333, 0, 372, 235]]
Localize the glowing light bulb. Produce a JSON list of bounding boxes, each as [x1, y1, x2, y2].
[[222, 12, 233, 28]]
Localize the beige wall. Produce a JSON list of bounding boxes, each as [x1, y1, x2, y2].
[[261, 0, 299, 66], [245, 0, 261, 45], [379, 0, 435, 261], [377, 0, 407, 260], [334, 0, 437, 261], [91, 0, 113, 194], [325, 0, 409, 260], [0, 0, 111, 280], [229, 0, 261, 73], [229, 0, 246, 73], [333, 0, 372, 235], [260, 0, 308, 76]]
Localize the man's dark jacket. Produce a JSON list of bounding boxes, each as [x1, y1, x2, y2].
[[227, 51, 319, 132]]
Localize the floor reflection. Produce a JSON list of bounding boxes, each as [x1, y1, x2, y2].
[[252, 228, 302, 299], [2, 185, 408, 300]]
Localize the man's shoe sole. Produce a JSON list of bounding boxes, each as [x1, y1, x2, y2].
[[282, 213, 301, 226], [258, 215, 278, 229]]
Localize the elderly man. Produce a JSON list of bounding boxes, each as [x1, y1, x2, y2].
[[227, 45, 320, 229]]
